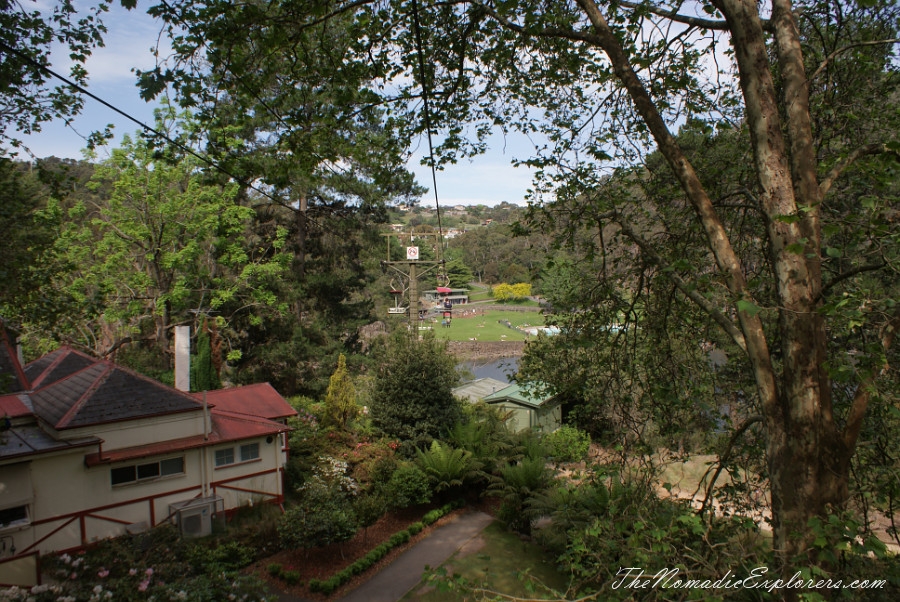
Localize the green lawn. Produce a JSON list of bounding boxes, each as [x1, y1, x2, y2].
[[426, 309, 544, 342], [402, 522, 570, 601]]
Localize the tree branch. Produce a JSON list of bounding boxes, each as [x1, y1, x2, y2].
[[697, 414, 765, 515], [615, 217, 747, 352], [615, 0, 736, 31], [810, 38, 900, 82], [820, 143, 900, 198], [820, 261, 887, 299], [842, 309, 900, 451], [471, 1, 604, 46]]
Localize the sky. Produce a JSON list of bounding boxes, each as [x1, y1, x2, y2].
[[9, 3, 536, 207]]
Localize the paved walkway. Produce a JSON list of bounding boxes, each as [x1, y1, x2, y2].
[[275, 510, 494, 602]]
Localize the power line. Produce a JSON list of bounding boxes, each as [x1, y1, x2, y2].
[[0, 39, 286, 207], [411, 0, 447, 273]]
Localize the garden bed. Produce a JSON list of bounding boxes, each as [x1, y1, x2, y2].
[[251, 503, 468, 600]]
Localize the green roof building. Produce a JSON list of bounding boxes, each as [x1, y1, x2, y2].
[[483, 382, 561, 433]]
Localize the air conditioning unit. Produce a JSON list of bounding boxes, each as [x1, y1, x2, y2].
[[169, 496, 223, 538]]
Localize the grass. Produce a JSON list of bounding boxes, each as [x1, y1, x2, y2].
[[401, 522, 569, 601], [427, 309, 544, 342]]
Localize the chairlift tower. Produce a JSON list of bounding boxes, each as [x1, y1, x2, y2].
[[381, 231, 447, 333]]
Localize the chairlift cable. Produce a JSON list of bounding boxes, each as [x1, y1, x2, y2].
[[411, 0, 447, 278]]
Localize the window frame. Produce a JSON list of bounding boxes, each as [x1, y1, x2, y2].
[[110, 456, 185, 487], [239, 442, 260, 462], [214, 441, 263, 469], [0, 504, 29, 530]]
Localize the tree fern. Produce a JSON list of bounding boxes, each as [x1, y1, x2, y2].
[[416, 440, 474, 493]]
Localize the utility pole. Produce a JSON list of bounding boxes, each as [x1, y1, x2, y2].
[[381, 232, 446, 333]]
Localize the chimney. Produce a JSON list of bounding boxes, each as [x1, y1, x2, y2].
[[175, 325, 191, 392]]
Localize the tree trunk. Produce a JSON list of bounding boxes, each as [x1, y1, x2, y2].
[[575, 0, 858, 582]]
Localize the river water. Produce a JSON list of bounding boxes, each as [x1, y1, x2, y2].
[[458, 356, 520, 383]]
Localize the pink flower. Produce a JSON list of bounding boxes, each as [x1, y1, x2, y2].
[[145, 568, 154, 577], [69, 572, 78, 580], [129, 568, 137, 576], [138, 580, 150, 592], [97, 569, 109, 578]]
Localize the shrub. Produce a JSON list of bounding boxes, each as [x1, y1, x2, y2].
[[278, 480, 358, 550], [384, 462, 432, 508], [543, 425, 591, 462], [267, 563, 283, 576], [281, 570, 302, 586], [186, 540, 255, 574]]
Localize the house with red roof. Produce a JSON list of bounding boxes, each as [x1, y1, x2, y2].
[[0, 325, 296, 587]]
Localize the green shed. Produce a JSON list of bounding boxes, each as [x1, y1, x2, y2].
[[483, 382, 561, 433]]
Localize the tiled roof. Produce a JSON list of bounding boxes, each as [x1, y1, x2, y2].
[[483, 382, 557, 409], [193, 383, 297, 421], [0, 394, 32, 419], [0, 423, 99, 462], [25, 347, 97, 389], [83, 408, 290, 466], [29, 357, 203, 430]]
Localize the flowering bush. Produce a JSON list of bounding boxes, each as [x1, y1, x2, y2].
[[0, 525, 271, 602]]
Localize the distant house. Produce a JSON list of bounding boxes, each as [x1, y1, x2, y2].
[[482, 383, 561, 433], [423, 288, 469, 305], [0, 327, 295, 587]]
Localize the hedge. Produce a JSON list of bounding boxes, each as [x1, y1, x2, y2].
[[308, 501, 462, 595]]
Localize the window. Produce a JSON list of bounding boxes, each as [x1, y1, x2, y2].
[[215, 443, 260, 468], [240, 443, 259, 462], [215, 448, 234, 467], [111, 456, 185, 486], [0, 505, 28, 529]]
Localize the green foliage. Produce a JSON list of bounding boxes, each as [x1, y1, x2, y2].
[[543, 425, 591, 463], [324, 353, 359, 429], [307, 501, 461, 595], [416, 440, 475, 494], [383, 463, 432, 509], [278, 479, 358, 551], [444, 258, 475, 289], [489, 457, 553, 535], [369, 331, 461, 443], [448, 403, 519, 485], [279, 457, 359, 550], [553, 474, 769, 600], [353, 490, 388, 533], [1, 1, 112, 147], [12, 523, 271, 601], [186, 540, 254, 574], [190, 324, 221, 392]]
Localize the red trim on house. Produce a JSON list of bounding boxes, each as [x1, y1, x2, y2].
[[83, 416, 288, 467], [20, 468, 284, 555], [0, 551, 41, 587]]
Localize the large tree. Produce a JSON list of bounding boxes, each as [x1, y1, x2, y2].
[[230, 0, 900, 578]]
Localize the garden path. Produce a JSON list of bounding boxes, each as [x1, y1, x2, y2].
[[275, 510, 493, 602]]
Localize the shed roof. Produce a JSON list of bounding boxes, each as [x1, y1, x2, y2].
[[192, 382, 297, 421], [483, 382, 557, 409], [452, 378, 509, 403]]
